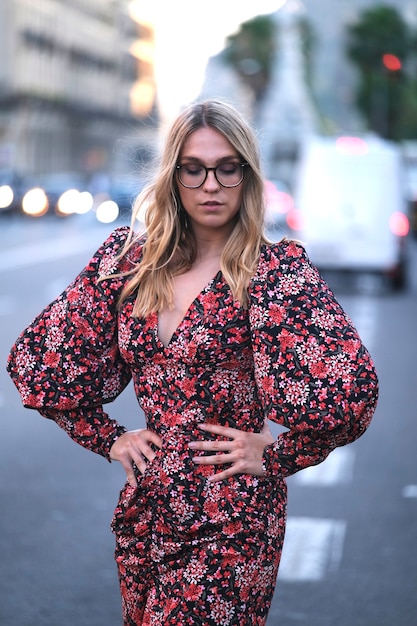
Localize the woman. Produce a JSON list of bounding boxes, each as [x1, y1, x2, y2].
[[7, 100, 378, 625]]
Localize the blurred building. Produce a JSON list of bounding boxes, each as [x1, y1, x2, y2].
[[0, 0, 159, 177]]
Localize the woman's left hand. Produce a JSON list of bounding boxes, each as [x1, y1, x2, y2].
[[188, 421, 275, 483]]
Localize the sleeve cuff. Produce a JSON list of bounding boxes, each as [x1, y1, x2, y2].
[[262, 441, 282, 479], [102, 425, 128, 462]]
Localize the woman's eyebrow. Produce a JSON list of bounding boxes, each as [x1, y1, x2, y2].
[[179, 155, 241, 164]]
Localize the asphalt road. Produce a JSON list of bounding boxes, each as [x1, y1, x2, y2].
[[0, 215, 416, 626]]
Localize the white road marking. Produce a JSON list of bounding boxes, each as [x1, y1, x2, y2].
[[293, 447, 355, 486], [279, 517, 346, 582]]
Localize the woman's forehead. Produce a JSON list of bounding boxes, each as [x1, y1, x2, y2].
[[180, 127, 238, 160]]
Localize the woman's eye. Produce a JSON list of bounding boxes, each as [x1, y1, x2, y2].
[[218, 164, 239, 175], [185, 166, 204, 176]]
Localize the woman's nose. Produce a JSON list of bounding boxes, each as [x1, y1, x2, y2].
[[203, 170, 220, 191]]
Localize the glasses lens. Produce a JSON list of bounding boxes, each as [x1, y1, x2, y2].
[[178, 164, 206, 188], [177, 163, 245, 188], [215, 163, 243, 187]]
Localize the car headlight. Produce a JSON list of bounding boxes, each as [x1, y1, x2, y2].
[[56, 189, 79, 216], [56, 189, 94, 216], [96, 200, 119, 224], [76, 191, 94, 214], [22, 188, 49, 216], [0, 185, 14, 209]]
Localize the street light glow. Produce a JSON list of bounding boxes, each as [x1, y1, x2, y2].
[[128, 0, 288, 120]]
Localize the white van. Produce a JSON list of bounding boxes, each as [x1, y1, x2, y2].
[[291, 135, 410, 289]]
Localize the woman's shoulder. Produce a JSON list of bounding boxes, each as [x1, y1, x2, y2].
[[92, 226, 146, 275], [97, 225, 146, 247], [92, 226, 130, 260], [258, 238, 308, 268], [249, 238, 320, 291]]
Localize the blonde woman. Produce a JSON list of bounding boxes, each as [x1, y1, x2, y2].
[[7, 100, 378, 625]]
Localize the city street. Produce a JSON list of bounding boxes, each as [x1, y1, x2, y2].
[[0, 214, 416, 626]]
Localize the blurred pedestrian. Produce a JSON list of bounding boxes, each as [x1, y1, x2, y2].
[[7, 100, 378, 625]]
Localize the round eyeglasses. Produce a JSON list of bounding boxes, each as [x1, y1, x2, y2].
[[176, 162, 248, 188]]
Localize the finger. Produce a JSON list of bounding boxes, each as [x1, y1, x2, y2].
[[130, 429, 163, 452], [127, 432, 162, 465], [198, 423, 238, 439], [144, 431, 163, 450], [188, 439, 232, 452], [120, 460, 139, 488], [127, 438, 163, 482], [192, 452, 232, 465], [261, 421, 275, 443], [135, 442, 159, 463], [207, 466, 238, 483], [129, 453, 148, 475]]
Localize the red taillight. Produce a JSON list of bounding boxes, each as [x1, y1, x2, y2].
[[389, 211, 409, 237], [336, 136, 368, 155], [286, 209, 303, 231], [264, 181, 294, 217]]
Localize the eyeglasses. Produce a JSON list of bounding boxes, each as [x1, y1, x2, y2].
[[176, 162, 248, 188]]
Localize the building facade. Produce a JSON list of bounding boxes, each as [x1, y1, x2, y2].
[[0, 0, 158, 176]]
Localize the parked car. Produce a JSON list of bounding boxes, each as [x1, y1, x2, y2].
[[292, 135, 410, 290], [22, 172, 93, 217], [404, 162, 417, 238], [93, 174, 145, 224]]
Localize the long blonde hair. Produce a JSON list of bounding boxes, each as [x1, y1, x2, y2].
[[117, 99, 268, 317]]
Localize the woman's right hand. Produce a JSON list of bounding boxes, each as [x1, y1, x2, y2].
[[109, 429, 163, 487]]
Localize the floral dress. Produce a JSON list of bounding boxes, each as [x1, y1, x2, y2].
[[7, 227, 378, 625]]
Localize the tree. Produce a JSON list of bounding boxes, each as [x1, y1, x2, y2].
[[223, 15, 276, 104], [346, 5, 416, 140], [222, 13, 315, 106]]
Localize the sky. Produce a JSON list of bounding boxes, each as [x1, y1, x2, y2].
[[129, 0, 288, 121]]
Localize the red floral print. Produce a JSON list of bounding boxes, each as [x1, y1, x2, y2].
[[6, 227, 378, 625]]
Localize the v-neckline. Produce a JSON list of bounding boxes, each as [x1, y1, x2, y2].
[[155, 270, 222, 349]]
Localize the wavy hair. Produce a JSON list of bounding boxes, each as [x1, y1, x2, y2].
[[116, 99, 269, 317]]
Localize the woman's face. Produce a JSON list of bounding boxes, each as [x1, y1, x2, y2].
[[176, 127, 245, 238]]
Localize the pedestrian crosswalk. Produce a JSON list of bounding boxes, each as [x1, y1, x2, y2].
[[280, 448, 355, 582], [279, 517, 346, 582]]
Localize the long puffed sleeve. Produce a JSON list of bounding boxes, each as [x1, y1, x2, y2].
[[249, 240, 378, 479], [6, 227, 136, 460]]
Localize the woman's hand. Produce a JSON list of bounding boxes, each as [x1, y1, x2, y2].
[[109, 429, 163, 487], [188, 421, 275, 483]]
